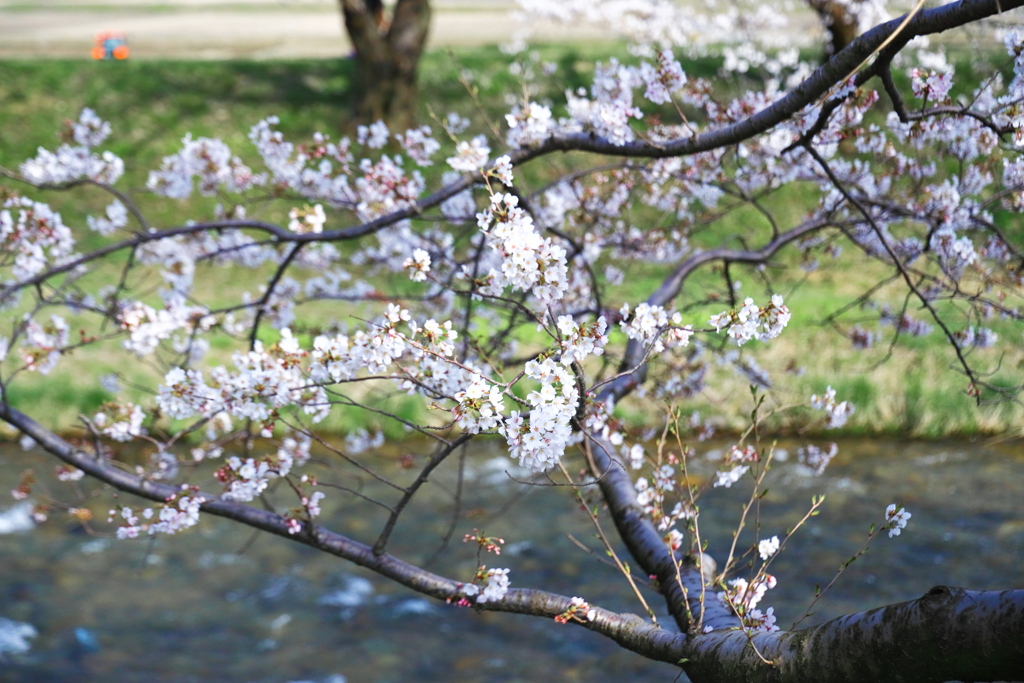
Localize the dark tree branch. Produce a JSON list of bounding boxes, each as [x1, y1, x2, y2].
[[373, 432, 472, 554]]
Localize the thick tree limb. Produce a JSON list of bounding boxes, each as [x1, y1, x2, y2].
[[583, 435, 738, 635], [680, 586, 1024, 683]]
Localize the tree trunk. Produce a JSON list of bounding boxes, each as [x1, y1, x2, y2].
[[807, 0, 863, 58], [339, 0, 431, 131]]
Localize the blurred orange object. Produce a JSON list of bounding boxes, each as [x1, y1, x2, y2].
[[93, 31, 129, 60]]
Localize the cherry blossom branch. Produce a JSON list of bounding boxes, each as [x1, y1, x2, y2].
[[0, 168, 151, 231], [581, 431, 737, 634], [507, 0, 1024, 164], [803, 144, 985, 398], [905, 104, 1015, 134], [0, 402, 694, 665], [0, 166, 478, 303], [248, 243, 304, 349]]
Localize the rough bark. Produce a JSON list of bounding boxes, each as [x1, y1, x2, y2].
[[339, 0, 431, 129], [679, 586, 1024, 683]]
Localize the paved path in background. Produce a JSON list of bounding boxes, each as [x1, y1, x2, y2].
[[0, 0, 617, 59]]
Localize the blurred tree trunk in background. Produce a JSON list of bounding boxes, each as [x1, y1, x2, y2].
[[807, 0, 865, 57], [339, 0, 431, 130]]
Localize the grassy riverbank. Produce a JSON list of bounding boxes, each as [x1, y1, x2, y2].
[[1, 53, 1022, 440]]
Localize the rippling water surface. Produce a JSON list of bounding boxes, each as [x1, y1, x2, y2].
[[1, 437, 1022, 683]]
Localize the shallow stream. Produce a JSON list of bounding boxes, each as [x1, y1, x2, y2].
[[1, 437, 1022, 683]]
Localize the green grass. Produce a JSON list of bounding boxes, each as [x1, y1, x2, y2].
[[1, 48, 1022, 440]]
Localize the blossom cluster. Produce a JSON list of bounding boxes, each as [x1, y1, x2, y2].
[[112, 487, 204, 538], [720, 573, 778, 633], [18, 315, 69, 375], [87, 200, 128, 236], [798, 442, 838, 476], [505, 101, 555, 148], [884, 504, 912, 538], [954, 326, 999, 349], [500, 358, 579, 471], [143, 115, 443, 229], [635, 464, 677, 512], [354, 155, 425, 221], [710, 444, 758, 489], [878, 307, 933, 338], [489, 155, 514, 187], [402, 248, 431, 282], [157, 329, 328, 425], [910, 68, 953, 103], [397, 125, 441, 166], [709, 295, 791, 346], [453, 375, 506, 433], [20, 109, 124, 185], [302, 490, 326, 519], [309, 306, 414, 382], [476, 192, 569, 304], [447, 135, 490, 172], [742, 606, 778, 634], [640, 49, 687, 105], [555, 596, 597, 624], [288, 204, 327, 234], [1, 197, 75, 281], [214, 434, 312, 502], [137, 300, 576, 478], [344, 428, 385, 455], [217, 456, 272, 502], [758, 536, 780, 561], [810, 386, 855, 429], [147, 134, 261, 198], [930, 224, 977, 282], [619, 303, 693, 353], [556, 315, 609, 366], [460, 567, 511, 604], [566, 59, 645, 146], [93, 402, 146, 442], [119, 297, 215, 357]]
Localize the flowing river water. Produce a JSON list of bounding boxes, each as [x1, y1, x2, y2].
[[1, 437, 1022, 683]]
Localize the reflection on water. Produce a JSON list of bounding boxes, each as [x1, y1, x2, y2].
[[0, 438, 1022, 683]]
